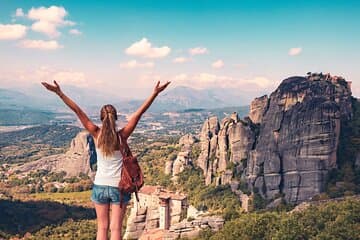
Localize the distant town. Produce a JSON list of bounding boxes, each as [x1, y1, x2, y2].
[[47, 106, 249, 140]]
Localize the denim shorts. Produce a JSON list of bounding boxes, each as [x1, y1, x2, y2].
[[91, 184, 131, 205]]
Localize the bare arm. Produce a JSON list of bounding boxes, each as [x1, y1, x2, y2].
[[121, 81, 170, 139], [41, 81, 99, 137]]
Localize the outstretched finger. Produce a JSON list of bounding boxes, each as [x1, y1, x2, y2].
[[161, 81, 171, 88], [41, 82, 49, 88]]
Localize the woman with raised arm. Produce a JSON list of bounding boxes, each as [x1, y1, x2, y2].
[[42, 80, 170, 240]]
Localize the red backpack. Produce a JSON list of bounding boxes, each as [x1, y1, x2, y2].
[[118, 132, 144, 204]]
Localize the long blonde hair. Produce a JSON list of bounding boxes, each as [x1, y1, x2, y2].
[[97, 104, 119, 156]]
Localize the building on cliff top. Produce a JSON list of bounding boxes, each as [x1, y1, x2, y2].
[[136, 185, 188, 229], [124, 185, 188, 239], [306, 72, 352, 90]]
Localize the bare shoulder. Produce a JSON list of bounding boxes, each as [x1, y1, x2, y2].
[[118, 128, 128, 140], [91, 127, 101, 140], [117, 128, 124, 136]]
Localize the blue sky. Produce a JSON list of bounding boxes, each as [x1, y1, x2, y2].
[[0, 0, 359, 101]]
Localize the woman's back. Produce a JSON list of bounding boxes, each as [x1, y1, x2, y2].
[[93, 142, 123, 187]]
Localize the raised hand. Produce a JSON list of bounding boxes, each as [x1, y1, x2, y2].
[[41, 80, 62, 95], [153, 81, 171, 95]]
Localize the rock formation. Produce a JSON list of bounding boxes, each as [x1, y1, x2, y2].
[[194, 73, 353, 203], [196, 114, 255, 185], [249, 95, 269, 124], [165, 134, 197, 179], [12, 131, 94, 177], [163, 216, 224, 239], [247, 75, 352, 203]]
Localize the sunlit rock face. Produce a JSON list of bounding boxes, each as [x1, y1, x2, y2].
[[195, 73, 353, 203], [196, 114, 255, 186], [249, 95, 269, 124], [165, 134, 197, 179], [247, 75, 352, 202], [12, 131, 94, 177]]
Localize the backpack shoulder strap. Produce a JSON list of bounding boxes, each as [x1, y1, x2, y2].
[[117, 132, 126, 158], [118, 131, 131, 158]]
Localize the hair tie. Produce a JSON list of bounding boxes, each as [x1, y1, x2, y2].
[[107, 111, 114, 119]]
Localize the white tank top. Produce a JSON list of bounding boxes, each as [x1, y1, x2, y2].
[[93, 147, 123, 187]]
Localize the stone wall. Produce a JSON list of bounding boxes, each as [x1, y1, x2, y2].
[[124, 186, 187, 240]]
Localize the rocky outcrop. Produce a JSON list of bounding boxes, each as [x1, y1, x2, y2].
[[12, 131, 94, 177], [247, 75, 352, 203], [164, 216, 224, 239], [172, 152, 190, 177], [165, 134, 197, 178], [230, 180, 250, 211], [179, 134, 196, 148], [249, 95, 269, 124], [196, 114, 255, 185], [196, 116, 219, 177], [194, 73, 353, 204]]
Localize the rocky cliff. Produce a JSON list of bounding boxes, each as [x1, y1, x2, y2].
[[193, 73, 354, 203], [12, 131, 94, 177], [165, 134, 197, 180]]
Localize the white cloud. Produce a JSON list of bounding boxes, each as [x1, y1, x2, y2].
[[0, 24, 27, 40], [15, 8, 25, 17], [119, 60, 154, 69], [288, 47, 302, 56], [19, 39, 63, 50], [194, 73, 232, 85], [212, 59, 224, 69], [189, 47, 208, 55], [125, 38, 171, 58], [0, 66, 87, 87], [172, 73, 188, 82], [27, 6, 75, 38], [69, 29, 82, 35], [173, 57, 190, 63], [53, 71, 86, 86], [170, 73, 232, 89], [170, 72, 275, 90], [137, 72, 163, 88], [135, 71, 276, 94], [234, 63, 247, 68], [244, 77, 274, 88], [35, 66, 86, 86], [31, 21, 59, 37]]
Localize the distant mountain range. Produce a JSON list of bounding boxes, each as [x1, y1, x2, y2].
[[0, 85, 249, 125], [150, 86, 250, 111], [0, 88, 45, 110]]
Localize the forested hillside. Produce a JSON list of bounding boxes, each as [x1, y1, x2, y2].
[[191, 198, 360, 240]]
